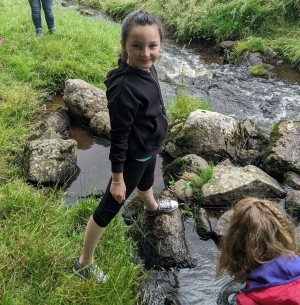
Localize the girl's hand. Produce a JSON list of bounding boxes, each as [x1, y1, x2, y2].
[[110, 180, 126, 204]]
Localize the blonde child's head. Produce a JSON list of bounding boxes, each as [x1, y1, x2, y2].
[[216, 197, 296, 281]]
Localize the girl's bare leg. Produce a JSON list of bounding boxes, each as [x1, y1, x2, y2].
[[79, 216, 105, 266], [137, 187, 158, 211]]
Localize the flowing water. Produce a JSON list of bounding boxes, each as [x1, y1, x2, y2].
[[49, 1, 300, 304]]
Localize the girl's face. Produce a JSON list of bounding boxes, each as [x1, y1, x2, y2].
[[121, 25, 161, 71]]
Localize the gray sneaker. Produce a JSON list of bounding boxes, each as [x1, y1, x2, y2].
[[36, 28, 43, 37], [146, 199, 178, 216], [48, 28, 56, 34], [73, 257, 108, 284]]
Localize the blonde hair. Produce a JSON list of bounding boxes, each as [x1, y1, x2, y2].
[[216, 197, 296, 281]]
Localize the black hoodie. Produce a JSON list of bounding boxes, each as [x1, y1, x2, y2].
[[104, 61, 168, 173]]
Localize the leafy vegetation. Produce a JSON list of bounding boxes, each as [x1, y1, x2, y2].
[[166, 92, 211, 124], [249, 64, 269, 77], [77, 0, 300, 68], [192, 162, 214, 202]]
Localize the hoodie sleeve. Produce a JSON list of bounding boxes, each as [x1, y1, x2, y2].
[[107, 78, 140, 173]]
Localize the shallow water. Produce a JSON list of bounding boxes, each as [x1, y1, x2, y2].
[[49, 1, 300, 304]]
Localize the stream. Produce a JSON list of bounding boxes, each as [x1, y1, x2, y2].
[[50, 1, 300, 304]]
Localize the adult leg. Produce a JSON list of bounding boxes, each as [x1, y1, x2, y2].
[[28, 0, 42, 29], [41, 0, 55, 30]]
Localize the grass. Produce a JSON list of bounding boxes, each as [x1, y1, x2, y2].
[[192, 162, 214, 202], [166, 92, 211, 124], [0, 181, 140, 304], [76, 0, 300, 68], [1, 0, 141, 303]]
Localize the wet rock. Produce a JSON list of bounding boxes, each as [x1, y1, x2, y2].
[[238, 51, 263, 66], [216, 41, 237, 52], [214, 210, 233, 237], [236, 149, 261, 166], [134, 271, 167, 305], [263, 120, 300, 182], [195, 208, 212, 240], [45, 107, 70, 132], [172, 178, 193, 203], [263, 46, 278, 59], [285, 189, 300, 218], [276, 60, 283, 66], [202, 165, 286, 208], [240, 119, 269, 151], [122, 196, 145, 226], [39, 128, 62, 140], [181, 154, 209, 173], [63, 79, 108, 123], [165, 110, 240, 162], [89, 111, 110, 140], [23, 139, 77, 184], [129, 208, 197, 269], [79, 9, 96, 16], [283, 171, 300, 190]]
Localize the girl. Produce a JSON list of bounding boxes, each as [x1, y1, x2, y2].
[[73, 11, 178, 283], [216, 197, 300, 304]]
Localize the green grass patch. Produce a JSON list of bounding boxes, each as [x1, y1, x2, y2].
[[166, 92, 211, 124], [249, 64, 269, 77], [1, 0, 121, 91], [0, 180, 140, 305], [192, 162, 214, 202]]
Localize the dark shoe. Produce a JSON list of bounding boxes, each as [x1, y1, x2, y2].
[[48, 28, 56, 34], [73, 257, 108, 284], [36, 28, 43, 37], [146, 199, 178, 216]]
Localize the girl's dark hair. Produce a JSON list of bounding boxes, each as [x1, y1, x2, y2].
[[106, 11, 163, 78], [216, 197, 296, 281]]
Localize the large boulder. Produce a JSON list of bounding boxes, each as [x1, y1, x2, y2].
[[128, 208, 197, 269], [23, 139, 77, 184], [63, 79, 108, 122], [165, 110, 240, 162], [263, 120, 300, 182], [202, 165, 286, 208]]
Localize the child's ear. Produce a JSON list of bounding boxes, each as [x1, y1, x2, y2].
[[120, 40, 125, 49]]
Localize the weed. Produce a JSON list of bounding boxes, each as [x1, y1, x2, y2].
[[166, 92, 211, 124]]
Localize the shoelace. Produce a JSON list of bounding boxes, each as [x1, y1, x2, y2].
[[158, 200, 171, 209]]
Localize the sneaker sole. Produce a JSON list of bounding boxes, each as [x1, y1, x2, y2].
[[146, 205, 178, 217]]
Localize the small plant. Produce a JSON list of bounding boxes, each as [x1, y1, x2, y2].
[[180, 180, 192, 192], [249, 64, 268, 77], [234, 36, 267, 55], [166, 92, 211, 124], [168, 174, 176, 187], [192, 162, 214, 202]]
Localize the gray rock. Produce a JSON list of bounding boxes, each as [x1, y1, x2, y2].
[[129, 208, 197, 269], [63, 79, 108, 122], [263, 120, 300, 182], [165, 110, 240, 161], [202, 165, 286, 207], [214, 210, 233, 237], [45, 107, 70, 132], [23, 139, 77, 184], [89, 111, 110, 140]]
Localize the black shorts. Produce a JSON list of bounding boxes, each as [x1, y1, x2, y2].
[[93, 155, 156, 227]]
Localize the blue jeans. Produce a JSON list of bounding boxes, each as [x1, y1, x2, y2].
[[28, 0, 55, 30]]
